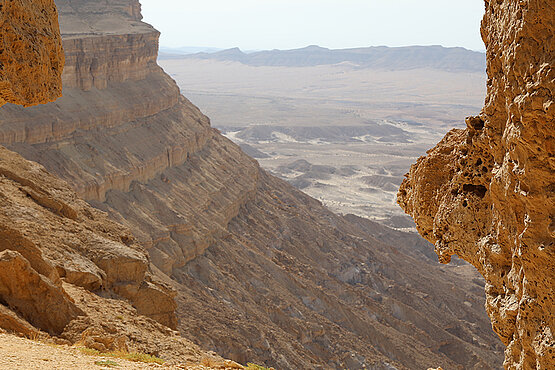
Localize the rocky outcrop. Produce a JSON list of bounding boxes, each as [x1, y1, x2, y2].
[[62, 32, 159, 90], [0, 250, 82, 335], [0, 0, 253, 269], [0, 145, 176, 327], [0, 1, 242, 366], [0, 143, 242, 366], [0, 0, 64, 107], [398, 1, 554, 368], [0, 304, 39, 337]]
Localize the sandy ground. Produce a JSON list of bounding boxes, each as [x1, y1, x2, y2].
[[0, 333, 226, 370], [0, 333, 162, 369], [159, 58, 486, 229]]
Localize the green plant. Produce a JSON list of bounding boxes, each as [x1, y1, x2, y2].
[[78, 347, 165, 365], [245, 363, 273, 370], [79, 347, 102, 356]]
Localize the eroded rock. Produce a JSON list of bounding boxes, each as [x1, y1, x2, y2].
[[0, 0, 508, 368], [0, 304, 39, 337], [0, 0, 245, 365], [0, 250, 82, 335], [0, 0, 64, 106], [0, 145, 177, 329], [398, 1, 554, 368]]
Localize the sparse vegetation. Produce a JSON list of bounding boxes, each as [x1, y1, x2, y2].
[[94, 359, 120, 367], [78, 347, 165, 365], [246, 363, 274, 370], [199, 356, 245, 369]]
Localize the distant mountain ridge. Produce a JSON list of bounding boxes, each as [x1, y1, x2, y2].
[[161, 44, 486, 72], [160, 46, 223, 54]]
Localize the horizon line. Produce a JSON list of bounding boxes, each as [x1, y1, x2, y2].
[[159, 44, 487, 53]]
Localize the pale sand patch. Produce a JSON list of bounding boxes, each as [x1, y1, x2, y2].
[[0, 333, 230, 369]]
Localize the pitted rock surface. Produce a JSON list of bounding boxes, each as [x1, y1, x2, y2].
[[398, 1, 554, 368], [0, 0, 64, 106]]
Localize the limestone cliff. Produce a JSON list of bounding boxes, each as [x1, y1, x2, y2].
[[0, 2, 239, 367], [0, 0, 507, 369], [0, 146, 180, 338], [398, 1, 554, 368], [0, 0, 64, 106]]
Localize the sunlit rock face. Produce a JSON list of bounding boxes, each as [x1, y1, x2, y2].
[[0, 0, 181, 346], [0, 0, 257, 275], [398, 1, 554, 368], [0, 0, 64, 106]]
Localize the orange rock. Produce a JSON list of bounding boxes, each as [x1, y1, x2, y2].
[[398, 1, 554, 368], [0, 304, 39, 337], [0, 250, 83, 335], [0, 145, 177, 329], [0, 0, 510, 368], [0, 0, 64, 106]]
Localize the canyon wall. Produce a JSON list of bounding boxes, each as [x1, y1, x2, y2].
[[398, 1, 554, 368], [0, 2, 241, 367], [0, 146, 240, 368], [0, 0, 508, 368]]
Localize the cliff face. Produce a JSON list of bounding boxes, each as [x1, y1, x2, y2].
[[0, 147, 238, 368], [0, 145, 177, 336], [1, 0, 257, 273], [0, 0, 506, 369], [398, 1, 554, 368], [0, 0, 64, 106], [0, 2, 240, 367]]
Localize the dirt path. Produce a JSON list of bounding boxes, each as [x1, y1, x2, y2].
[[0, 333, 162, 369], [0, 333, 232, 369]]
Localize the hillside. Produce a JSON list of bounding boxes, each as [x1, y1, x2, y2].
[[0, 0, 503, 369]]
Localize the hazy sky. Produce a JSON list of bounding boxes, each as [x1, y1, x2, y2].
[[140, 0, 485, 51]]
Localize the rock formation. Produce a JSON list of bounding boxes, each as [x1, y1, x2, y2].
[[398, 1, 554, 368], [0, 143, 180, 326], [0, 0, 64, 106], [0, 0, 508, 369], [0, 2, 239, 367], [0, 140, 240, 365]]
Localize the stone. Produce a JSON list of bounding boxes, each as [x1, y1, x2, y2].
[[0, 144, 178, 328], [0, 250, 82, 335], [0, 304, 39, 337], [0, 0, 64, 106], [0, 0, 236, 365], [0, 0, 510, 368], [398, 1, 554, 368]]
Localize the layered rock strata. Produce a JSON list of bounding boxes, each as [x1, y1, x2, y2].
[[0, 0, 507, 368], [0, 130, 244, 366], [0, 0, 64, 106], [0, 3, 241, 366], [398, 1, 554, 368], [0, 145, 177, 328]]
